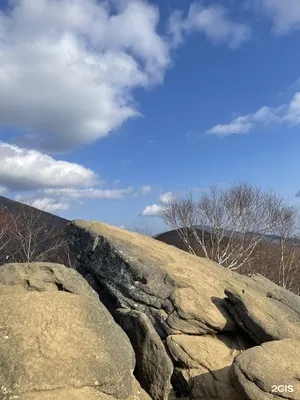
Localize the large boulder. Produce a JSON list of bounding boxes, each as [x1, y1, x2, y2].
[[66, 220, 243, 337], [65, 220, 300, 400], [225, 285, 300, 343], [0, 262, 150, 400], [166, 333, 250, 399], [231, 339, 300, 400]]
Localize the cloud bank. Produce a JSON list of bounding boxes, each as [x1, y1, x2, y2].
[[0, 142, 99, 192], [14, 195, 70, 213], [206, 92, 300, 136], [0, 0, 170, 152], [0, 0, 252, 153], [258, 0, 300, 34]]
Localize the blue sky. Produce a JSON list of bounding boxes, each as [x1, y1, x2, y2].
[[0, 0, 299, 234]]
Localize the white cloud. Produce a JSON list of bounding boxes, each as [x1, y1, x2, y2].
[[13, 186, 135, 215], [141, 191, 173, 216], [15, 195, 70, 214], [139, 185, 155, 196], [43, 187, 133, 199], [206, 92, 300, 136], [0, 142, 99, 191], [159, 191, 174, 204], [283, 92, 300, 124], [258, 0, 300, 34], [0, 140, 155, 210], [0, 0, 253, 154], [0, 0, 170, 152], [169, 4, 251, 49], [206, 115, 255, 136], [168, 10, 184, 47], [141, 203, 162, 216]]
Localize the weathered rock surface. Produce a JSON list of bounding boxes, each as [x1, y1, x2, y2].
[[0, 262, 99, 301], [0, 262, 150, 400], [19, 379, 150, 400], [19, 387, 115, 400], [247, 273, 300, 314], [114, 309, 173, 400], [231, 339, 300, 400], [65, 220, 300, 400], [66, 220, 242, 337], [166, 333, 249, 399], [225, 285, 300, 343]]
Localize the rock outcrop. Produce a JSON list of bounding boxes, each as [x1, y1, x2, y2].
[[244, 272, 300, 314], [66, 220, 300, 400], [166, 333, 251, 400], [0, 262, 98, 300], [225, 285, 300, 343], [231, 339, 300, 399], [67, 220, 242, 337], [0, 262, 150, 400], [2, 222, 297, 400], [0, 221, 300, 400]]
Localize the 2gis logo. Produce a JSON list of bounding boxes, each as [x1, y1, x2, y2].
[[271, 385, 294, 393]]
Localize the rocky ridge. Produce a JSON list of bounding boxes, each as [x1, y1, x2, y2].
[[65, 220, 300, 400], [0, 219, 299, 400]]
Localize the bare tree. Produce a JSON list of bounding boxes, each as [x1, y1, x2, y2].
[[0, 200, 76, 267], [159, 183, 295, 271], [0, 209, 11, 254], [272, 207, 300, 292]]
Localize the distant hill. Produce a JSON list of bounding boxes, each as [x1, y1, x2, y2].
[[0, 196, 72, 266], [154, 225, 300, 246], [0, 196, 70, 229]]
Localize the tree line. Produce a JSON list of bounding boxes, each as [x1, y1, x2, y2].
[[0, 200, 76, 268], [158, 183, 300, 294]]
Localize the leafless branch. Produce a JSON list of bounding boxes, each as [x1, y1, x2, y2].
[[158, 183, 297, 274]]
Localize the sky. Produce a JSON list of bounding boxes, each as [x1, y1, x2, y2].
[[0, 0, 300, 234]]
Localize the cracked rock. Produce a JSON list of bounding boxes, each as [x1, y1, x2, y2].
[[166, 333, 250, 399], [66, 220, 241, 336], [114, 309, 173, 400]]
